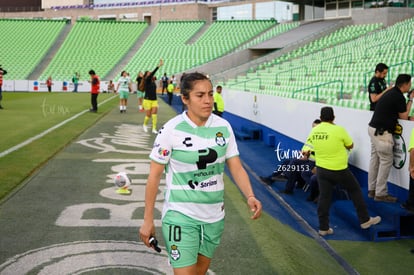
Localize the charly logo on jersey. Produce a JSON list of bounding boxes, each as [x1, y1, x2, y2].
[[170, 245, 181, 261], [182, 137, 193, 147], [215, 132, 226, 147]]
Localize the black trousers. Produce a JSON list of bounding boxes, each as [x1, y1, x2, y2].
[[167, 92, 173, 105], [316, 166, 370, 230], [407, 176, 414, 205], [91, 93, 98, 111]]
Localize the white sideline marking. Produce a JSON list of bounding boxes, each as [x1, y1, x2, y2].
[[0, 95, 116, 158]]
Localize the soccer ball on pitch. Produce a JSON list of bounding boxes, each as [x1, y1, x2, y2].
[[114, 172, 131, 189]]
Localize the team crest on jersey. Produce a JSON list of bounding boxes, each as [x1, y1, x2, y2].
[[170, 245, 181, 261], [158, 147, 170, 157], [215, 132, 226, 147]]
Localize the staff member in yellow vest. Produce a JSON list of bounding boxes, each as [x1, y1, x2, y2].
[[213, 85, 224, 117], [303, 106, 381, 236]]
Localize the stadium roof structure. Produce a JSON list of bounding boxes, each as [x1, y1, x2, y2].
[[286, 0, 325, 7], [49, 0, 326, 11]]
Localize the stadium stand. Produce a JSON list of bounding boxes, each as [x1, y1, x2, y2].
[[225, 23, 383, 103], [121, 20, 277, 79], [223, 17, 414, 111], [39, 20, 148, 81], [2, 14, 413, 109], [0, 19, 67, 80], [122, 20, 205, 78], [192, 20, 278, 59]]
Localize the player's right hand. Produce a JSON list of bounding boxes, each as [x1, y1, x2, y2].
[[139, 221, 155, 248]]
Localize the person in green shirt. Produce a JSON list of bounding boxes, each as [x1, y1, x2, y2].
[[72, 72, 79, 92], [116, 70, 131, 113], [303, 106, 381, 236], [213, 85, 224, 117]]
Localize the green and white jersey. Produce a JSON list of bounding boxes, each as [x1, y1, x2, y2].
[[150, 112, 239, 223], [117, 76, 130, 92]]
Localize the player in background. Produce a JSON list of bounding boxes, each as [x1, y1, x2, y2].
[[116, 70, 131, 113]]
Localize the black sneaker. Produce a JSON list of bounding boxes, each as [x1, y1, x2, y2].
[[259, 176, 274, 185], [401, 202, 414, 213], [271, 175, 288, 182], [306, 196, 315, 202]]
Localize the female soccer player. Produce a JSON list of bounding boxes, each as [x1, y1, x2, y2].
[[139, 72, 262, 274], [116, 70, 131, 113]]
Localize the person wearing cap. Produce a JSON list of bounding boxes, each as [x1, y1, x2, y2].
[[303, 106, 381, 236]]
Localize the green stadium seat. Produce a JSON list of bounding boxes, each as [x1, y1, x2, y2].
[[40, 20, 148, 81], [0, 19, 67, 80]]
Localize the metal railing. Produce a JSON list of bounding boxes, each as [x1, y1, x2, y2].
[[319, 53, 352, 72], [228, 77, 262, 92], [274, 65, 308, 84], [292, 79, 344, 102]]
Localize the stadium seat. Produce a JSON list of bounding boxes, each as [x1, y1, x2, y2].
[[0, 19, 67, 80], [39, 20, 148, 81]]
